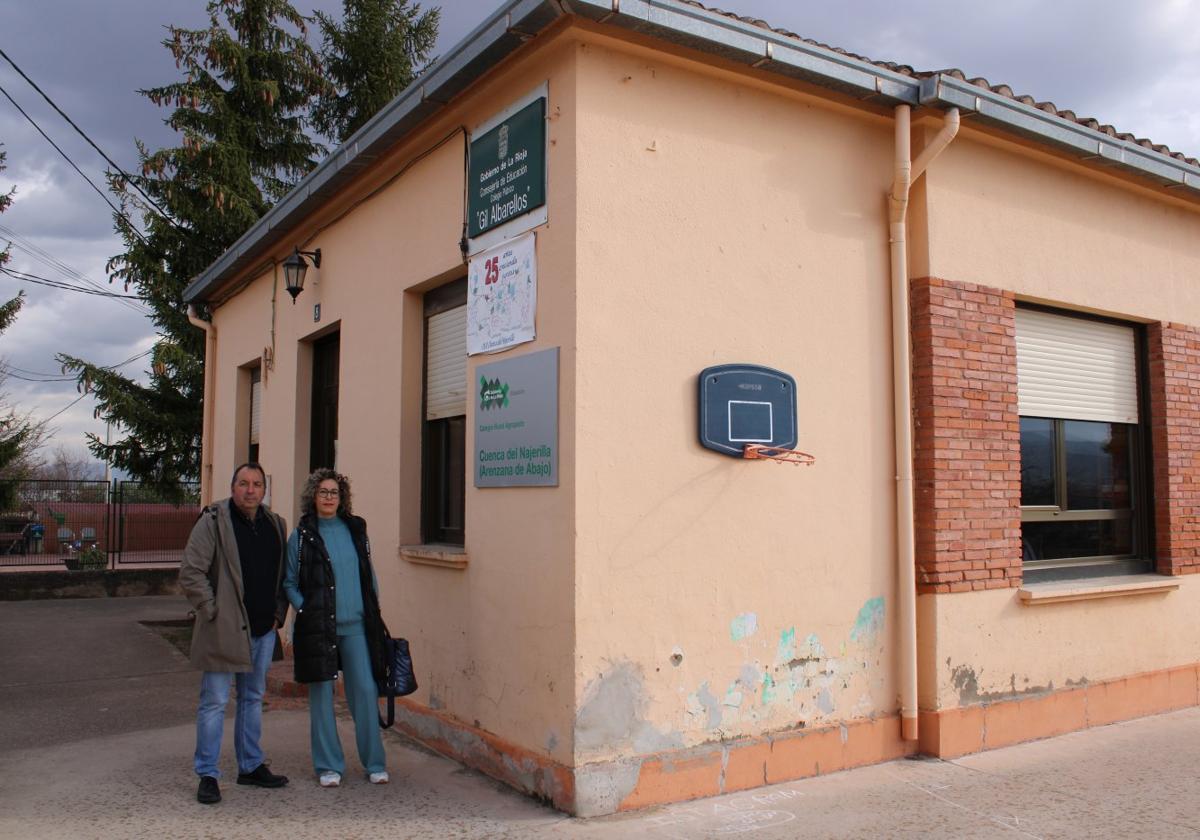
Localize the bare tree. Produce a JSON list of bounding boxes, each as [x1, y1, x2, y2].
[[32, 444, 104, 481]]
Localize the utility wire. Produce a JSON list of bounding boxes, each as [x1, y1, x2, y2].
[[40, 392, 87, 424], [0, 83, 151, 250], [0, 223, 149, 315], [1, 266, 144, 299], [1, 348, 153, 382], [0, 45, 175, 226]]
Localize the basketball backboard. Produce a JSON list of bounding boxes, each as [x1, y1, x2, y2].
[[698, 364, 798, 457]]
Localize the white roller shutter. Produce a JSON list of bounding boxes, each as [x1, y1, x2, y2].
[[1015, 308, 1138, 424], [249, 368, 262, 445], [425, 304, 468, 419]]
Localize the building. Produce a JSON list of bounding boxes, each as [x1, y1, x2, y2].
[[183, 0, 1200, 817]]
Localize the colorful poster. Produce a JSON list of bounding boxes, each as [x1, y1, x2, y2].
[[467, 231, 536, 355]]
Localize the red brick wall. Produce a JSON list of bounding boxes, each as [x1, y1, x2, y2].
[[1147, 323, 1200, 575], [910, 277, 1022, 593]]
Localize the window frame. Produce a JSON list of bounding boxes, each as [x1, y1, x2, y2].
[[1017, 305, 1154, 583], [421, 278, 467, 546], [248, 364, 262, 465]]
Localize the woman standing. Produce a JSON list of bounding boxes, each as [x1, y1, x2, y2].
[[284, 469, 388, 787]]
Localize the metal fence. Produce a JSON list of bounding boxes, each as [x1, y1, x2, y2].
[[0, 479, 200, 570]]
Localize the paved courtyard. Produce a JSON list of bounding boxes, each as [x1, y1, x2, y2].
[[2, 596, 1198, 839]]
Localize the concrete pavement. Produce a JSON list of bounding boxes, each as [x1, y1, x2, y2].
[[2, 596, 1199, 838]]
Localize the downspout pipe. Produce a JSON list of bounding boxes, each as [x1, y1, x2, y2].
[[889, 105, 959, 742], [187, 305, 217, 506]]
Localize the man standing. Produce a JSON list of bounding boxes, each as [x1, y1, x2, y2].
[[179, 462, 290, 804]]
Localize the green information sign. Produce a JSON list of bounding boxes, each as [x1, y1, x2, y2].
[[468, 96, 546, 239]]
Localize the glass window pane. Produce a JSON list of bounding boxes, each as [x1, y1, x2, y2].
[[1063, 421, 1131, 510], [1021, 519, 1133, 562], [1020, 417, 1056, 506]]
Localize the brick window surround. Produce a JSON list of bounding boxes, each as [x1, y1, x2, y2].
[[910, 277, 1022, 594], [1147, 323, 1200, 576]]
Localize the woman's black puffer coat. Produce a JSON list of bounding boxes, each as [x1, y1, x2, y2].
[[292, 512, 387, 686]]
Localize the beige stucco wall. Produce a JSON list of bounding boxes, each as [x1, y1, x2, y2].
[[570, 33, 901, 764], [914, 127, 1200, 711], [201, 18, 1200, 782], [205, 35, 581, 766], [918, 581, 1200, 710]]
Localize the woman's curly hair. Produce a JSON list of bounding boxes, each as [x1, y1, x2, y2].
[[298, 468, 353, 518]]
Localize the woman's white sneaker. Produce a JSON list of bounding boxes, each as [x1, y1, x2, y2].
[[318, 772, 342, 788], [369, 771, 390, 784]]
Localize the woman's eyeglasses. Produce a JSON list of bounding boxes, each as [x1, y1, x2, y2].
[[316, 489, 340, 499]]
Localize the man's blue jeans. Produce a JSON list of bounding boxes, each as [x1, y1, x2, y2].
[[193, 630, 276, 778]]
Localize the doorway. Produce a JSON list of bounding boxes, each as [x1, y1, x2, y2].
[[310, 332, 340, 472]]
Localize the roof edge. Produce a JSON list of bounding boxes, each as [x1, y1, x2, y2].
[[185, 0, 1200, 303], [922, 75, 1200, 190]]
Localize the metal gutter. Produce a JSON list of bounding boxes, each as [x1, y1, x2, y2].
[[184, 0, 568, 302], [920, 76, 1200, 190], [570, 0, 920, 103], [184, 0, 1200, 302]]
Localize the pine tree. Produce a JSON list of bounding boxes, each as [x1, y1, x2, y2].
[[312, 0, 439, 143], [58, 0, 328, 493]]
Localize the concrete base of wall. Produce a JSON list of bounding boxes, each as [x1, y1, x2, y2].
[[919, 663, 1200, 758], [388, 697, 576, 812], [386, 700, 915, 817], [0, 569, 182, 601], [387, 665, 1200, 817]]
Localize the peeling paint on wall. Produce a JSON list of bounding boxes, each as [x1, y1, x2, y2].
[[761, 672, 777, 704], [849, 597, 885, 644], [577, 662, 683, 757], [664, 598, 892, 747], [575, 760, 643, 818], [730, 612, 758, 641], [948, 660, 1057, 706], [776, 627, 796, 662], [696, 682, 722, 729]]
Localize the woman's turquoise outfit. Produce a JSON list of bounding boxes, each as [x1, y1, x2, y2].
[[284, 515, 386, 776]]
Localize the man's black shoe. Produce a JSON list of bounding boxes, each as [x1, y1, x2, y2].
[[197, 775, 221, 804], [236, 764, 289, 788]]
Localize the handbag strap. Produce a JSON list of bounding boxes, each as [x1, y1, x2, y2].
[[379, 694, 395, 729]]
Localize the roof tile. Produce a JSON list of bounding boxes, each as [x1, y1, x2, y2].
[[680, 0, 1198, 166]]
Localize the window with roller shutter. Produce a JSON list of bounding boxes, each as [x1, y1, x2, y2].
[[1015, 307, 1152, 581], [422, 279, 467, 545]]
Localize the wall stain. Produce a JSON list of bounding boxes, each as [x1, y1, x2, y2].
[[948, 660, 1056, 705], [696, 682, 722, 729], [849, 597, 885, 644], [577, 662, 683, 756], [730, 612, 759, 641], [776, 627, 796, 663]]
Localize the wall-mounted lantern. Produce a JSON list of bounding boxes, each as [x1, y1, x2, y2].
[[283, 247, 321, 303]]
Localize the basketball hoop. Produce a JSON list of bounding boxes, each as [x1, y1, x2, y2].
[[743, 443, 816, 466]]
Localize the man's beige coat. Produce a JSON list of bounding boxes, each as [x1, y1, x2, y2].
[[178, 498, 288, 672]]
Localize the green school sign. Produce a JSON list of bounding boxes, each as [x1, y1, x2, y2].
[[468, 96, 546, 239]]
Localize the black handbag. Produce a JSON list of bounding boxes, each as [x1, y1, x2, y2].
[[377, 634, 417, 729]]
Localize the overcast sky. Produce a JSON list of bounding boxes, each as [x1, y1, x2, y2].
[[1, 0, 1197, 472]]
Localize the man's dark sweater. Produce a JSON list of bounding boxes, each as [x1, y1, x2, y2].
[[230, 505, 282, 637]]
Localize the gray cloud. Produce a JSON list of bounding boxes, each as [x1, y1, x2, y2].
[[2, 0, 1196, 465]]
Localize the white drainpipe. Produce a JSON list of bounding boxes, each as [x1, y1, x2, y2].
[[187, 305, 217, 506], [889, 105, 959, 741]]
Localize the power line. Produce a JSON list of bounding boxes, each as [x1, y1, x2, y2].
[[0, 46, 176, 228], [0, 223, 149, 315], [1, 348, 154, 383], [1, 266, 144, 299], [0, 82, 151, 250], [41, 392, 87, 424]]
